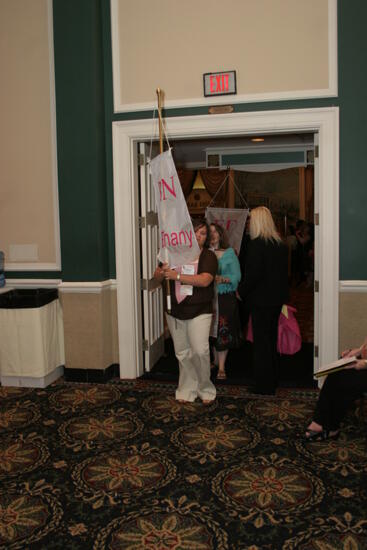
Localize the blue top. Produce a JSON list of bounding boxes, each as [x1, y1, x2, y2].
[[216, 247, 241, 294]]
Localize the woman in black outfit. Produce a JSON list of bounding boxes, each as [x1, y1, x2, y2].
[[305, 337, 367, 440], [238, 207, 289, 395]]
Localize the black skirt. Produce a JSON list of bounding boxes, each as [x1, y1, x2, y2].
[[212, 292, 243, 351]]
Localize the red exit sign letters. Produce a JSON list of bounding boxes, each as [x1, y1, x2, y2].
[[203, 70, 236, 97]]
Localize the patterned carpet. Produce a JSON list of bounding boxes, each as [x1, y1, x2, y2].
[[1, 379, 367, 549]]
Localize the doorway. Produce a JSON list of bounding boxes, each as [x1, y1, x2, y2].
[[112, 108, 339, 380], [140, 137, 316, 387]]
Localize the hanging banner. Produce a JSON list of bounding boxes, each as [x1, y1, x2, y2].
[[205, 207, 249, 254], [150, 149, 200, 266]]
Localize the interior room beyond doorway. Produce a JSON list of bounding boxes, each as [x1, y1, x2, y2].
[[143, 132, 316, 389]]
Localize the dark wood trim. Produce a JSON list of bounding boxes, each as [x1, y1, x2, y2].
[[64, 364, 120, 383]]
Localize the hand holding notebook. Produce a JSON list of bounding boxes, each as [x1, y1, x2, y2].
[[314, 355, 358, 379]]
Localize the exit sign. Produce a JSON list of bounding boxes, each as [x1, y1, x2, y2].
[[203, 70, 236, 97]]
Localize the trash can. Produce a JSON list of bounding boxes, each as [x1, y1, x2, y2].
[[0, 288, 65, 388]]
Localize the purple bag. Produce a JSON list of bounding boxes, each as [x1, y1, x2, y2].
[[246, 305, 302, 355]]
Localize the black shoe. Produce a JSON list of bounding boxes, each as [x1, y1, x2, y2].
[[304, 428, 340, 442]]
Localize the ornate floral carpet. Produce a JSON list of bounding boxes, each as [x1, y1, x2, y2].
[[1, 379, 367, 549]]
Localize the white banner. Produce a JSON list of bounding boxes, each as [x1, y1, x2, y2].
[[205, 207, 249, 254], [150, 149, 200, 266]]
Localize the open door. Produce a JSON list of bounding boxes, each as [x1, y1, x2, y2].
[[138, 142, 165, 371], [313, 132, 319, 376]]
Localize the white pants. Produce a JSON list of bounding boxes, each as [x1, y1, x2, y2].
[[166, 313, 216, 402]]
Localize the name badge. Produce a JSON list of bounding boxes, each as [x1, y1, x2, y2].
[[180, 264, 195, 296]]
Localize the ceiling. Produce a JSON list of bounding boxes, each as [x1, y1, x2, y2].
[[151, 132, 315, 168]]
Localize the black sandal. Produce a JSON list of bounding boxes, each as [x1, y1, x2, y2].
[[304, 428, 340, 442]]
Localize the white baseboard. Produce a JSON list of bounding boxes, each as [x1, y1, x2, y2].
[[1, 365, 64, 389]]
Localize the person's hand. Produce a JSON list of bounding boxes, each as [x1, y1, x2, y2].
[[163, 265, 178, 281], [341, 346, 361, 358], [154, 263, 167, 282], [345, 359, 367, 370], [354, 359, 367, 370], [216, 275, 230, 284]]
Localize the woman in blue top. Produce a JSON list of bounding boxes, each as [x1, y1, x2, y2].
[[209, 223, 242, 379]]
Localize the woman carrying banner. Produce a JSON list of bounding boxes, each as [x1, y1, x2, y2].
[[238, 206, 289, 395], [154, 218, 218, 404], [209, 223, 242, 380]]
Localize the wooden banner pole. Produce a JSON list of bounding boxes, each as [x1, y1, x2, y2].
[[156, 88, 171, 313]]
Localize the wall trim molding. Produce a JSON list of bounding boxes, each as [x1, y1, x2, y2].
[[6, 279, 62, 289], [47, 0, 62, 271], [339, 281, 367, 293], [5, 279, 117, 292], [113, 106, 339, 379], [58, 280, 117, 293], [111, 0, 337, 113], [5, 262, 61, 272], [5, 0, 61, 273]]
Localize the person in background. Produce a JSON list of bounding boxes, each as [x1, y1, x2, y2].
[[209, 223, 242, 380], [238, 206, 289, 395], [238, 214, 252, 329], [154, 219, 218, 404], [295, 219, 312, 285], [286, 223, 298, 283], [305, 337, 367, 441]]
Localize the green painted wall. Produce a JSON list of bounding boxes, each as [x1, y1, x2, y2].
[[338, 0, 367, 279], [48, 0, 367, 282], [53, 0, 109, 281]]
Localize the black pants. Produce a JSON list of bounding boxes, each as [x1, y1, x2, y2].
[[314, 368, 367, 430], [251, 305, 282, 394]]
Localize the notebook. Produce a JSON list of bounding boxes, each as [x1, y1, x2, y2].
[[314, 356, 357, 379]]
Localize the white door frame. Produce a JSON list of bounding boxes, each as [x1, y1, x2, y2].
[[112, 107, 339, 379]]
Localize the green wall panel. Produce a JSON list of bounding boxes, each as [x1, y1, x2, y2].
[[53, 0, 109, 281], [338, 0, 367, 279]]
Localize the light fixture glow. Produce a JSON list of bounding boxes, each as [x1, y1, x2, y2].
[[251, 137, 264, 142]]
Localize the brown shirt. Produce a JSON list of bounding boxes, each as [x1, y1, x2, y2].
[[168, 248, 218, 320]]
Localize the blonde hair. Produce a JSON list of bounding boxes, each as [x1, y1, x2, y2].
[[249, 206, 282, 243]]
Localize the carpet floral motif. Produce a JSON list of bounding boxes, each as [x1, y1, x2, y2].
[[212, 453, 324, 526], [0, 387, 32, 400], [0, 480, 63, 549], [295, 429, 367, 476], [0, 402, 40, 433], [171, 416, 259, 462], [283, 512, 367, 549], [48, 385, 121, 413], [72, 444, 177, 508], [142, 394, 217, 422], [0, 434, 49, 478], [245, 398, 315, 431], [0, 379, 366, 549], [94, 499, 229, 550], [59, 409, 143, 449]]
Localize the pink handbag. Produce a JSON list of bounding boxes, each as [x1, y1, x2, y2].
[[246, 305, 302, 355]]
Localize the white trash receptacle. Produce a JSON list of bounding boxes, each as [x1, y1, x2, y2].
[[0, 289, 65, 388]]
